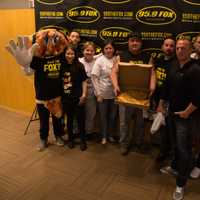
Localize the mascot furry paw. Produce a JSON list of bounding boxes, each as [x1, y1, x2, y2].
[[6, 27, 69, 65]]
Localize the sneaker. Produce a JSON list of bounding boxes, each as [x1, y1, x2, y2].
[[160, 166, 178, 176], [37, 139, 48, 152], [80, 141, 87, 151], [172, 186, 184, 200], [56, 137, 65, 146], [108, 136, 115, 143], [120, 146, 129, 156], [101, 138, 107, 145], [190, 167, 200, 179]]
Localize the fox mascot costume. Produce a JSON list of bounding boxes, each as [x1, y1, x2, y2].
[[6, 27, 69, 117]]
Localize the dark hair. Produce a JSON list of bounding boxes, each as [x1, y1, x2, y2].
[[64, 45, 79, 62], [102, 39, 117, 55], [163, 35, 175, 42], [69, 30, 80, 37], [127, 32, 142, 40], [64, 45, 83, 74]]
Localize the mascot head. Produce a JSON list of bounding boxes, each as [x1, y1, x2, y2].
[[33, 26, 69, 58]]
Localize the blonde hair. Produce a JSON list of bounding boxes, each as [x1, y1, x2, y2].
[[82, 41, 96, 51]]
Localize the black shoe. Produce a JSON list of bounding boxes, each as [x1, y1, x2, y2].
[[80, 141, 87, 151], [67, 140, 74, 149], [120, 146, 129, 156], [135, 143, 152, 154]]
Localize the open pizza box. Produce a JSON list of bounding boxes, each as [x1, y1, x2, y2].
[[115, 62, 153, 109]]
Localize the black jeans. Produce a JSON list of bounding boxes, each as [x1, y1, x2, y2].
[[37, 104, 63, 140], [62, 100, 86, 142], [160, 115, 174, 156], [194, 154, 200, 168], [170, 115, 193, 187]]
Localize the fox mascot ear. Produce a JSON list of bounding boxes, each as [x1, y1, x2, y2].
[[33, 27, 69, 57]]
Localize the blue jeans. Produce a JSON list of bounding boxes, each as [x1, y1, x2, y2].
[[85, 95, 97, 133], [119, 105, 144, 148], [98, 99, 117, 139], [159, 114, 174, 156]]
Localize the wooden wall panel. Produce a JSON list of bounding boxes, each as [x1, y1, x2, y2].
[[0, 9, 35, 114]]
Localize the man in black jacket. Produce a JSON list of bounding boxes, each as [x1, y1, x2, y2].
[[158, 38, 200, 200]]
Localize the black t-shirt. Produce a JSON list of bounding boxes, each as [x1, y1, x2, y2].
[[61, 61, 88, 103], [120, 50, 150, 64], [154, 55, 175, 88], [153, 55, 175, 105], [161, 59, 200, 112], [30, 53, 65, 100]]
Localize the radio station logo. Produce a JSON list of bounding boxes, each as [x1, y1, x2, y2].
[[66, 6, 100, 23], [36, 0, 64, 5], [183, 0, 200, 6], [176, 32, 200, 41], [102, 0, 131, 4], [142, 48, 162, 59], [100, 27, 132, 44], [136, 6, 176, 25]]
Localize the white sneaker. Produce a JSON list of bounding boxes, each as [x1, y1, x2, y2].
[[190, 167, 200, 179], [101, 138, 107, 145], [160, 166, 178, 176], [56, 137, 65, 146], [172, 186, 184, 200], [37, 139, 48, 152]]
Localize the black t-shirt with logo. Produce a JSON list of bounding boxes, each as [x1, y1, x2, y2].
[[61, 61, 88, 103], [120, 50, 150, 64], [154, 54, 175, 88], [30, 53, 65, 100], [153, 54, 175, 106]]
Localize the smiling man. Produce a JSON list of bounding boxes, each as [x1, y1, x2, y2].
[[158, 38, 200, 200]]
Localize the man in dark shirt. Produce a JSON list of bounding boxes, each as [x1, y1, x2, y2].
[[158, 38, 200, 200], [189, 33, 200, 179], [111, 32, 156, 155], [153, 37, 176, 162]]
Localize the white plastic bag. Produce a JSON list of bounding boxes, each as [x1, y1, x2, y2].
[[150, 112, 165, 134]]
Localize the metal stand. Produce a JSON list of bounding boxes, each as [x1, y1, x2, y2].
[[24, 106, 39, 135]]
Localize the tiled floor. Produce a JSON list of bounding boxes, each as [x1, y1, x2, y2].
[[0, 107, 200, 200]]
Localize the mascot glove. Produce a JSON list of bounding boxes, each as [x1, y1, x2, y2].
[[6, 36, 39, 67]]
